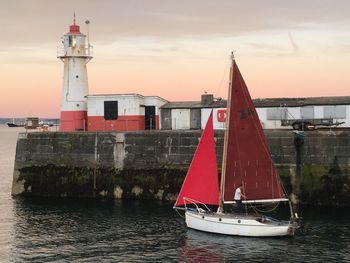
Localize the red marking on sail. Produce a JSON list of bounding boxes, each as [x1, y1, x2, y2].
[[223, 60, 285, 202], [174, 112, 220, 207]]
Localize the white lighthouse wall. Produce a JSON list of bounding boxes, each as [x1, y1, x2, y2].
[[61, 58, 89, 111]]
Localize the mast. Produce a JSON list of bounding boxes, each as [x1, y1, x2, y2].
[[218, 52, 235, 210]]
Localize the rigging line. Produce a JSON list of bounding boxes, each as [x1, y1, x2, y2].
[[215, 59, 230, 97], [254, 203, 280, 213], [175, 208, 185, 218], [249, 201, 280, 213]]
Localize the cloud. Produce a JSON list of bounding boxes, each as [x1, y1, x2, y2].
[[338, 42, 350, 53], [288, 31, 299, 53], [141, 46, 180, 53], [1, 0, 350, 48], [247, 42, 284, 51]]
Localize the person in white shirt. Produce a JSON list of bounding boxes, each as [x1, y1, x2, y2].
[[234, 184, 246, 213]]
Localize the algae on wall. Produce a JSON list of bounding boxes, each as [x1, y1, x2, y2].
[[297, 155, 350, 206], [14, 163, 350, 206], [12, 130, 350, 206], [15, 165, 187, 201]]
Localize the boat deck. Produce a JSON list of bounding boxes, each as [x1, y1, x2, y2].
[[188, 209, 290, 226]]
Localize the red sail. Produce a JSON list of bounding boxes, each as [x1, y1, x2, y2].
[[174, 112, 220, 207], [223, 60, 285, 202]]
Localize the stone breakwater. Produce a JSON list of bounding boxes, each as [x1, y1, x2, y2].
[[12, 130, 350, 206]]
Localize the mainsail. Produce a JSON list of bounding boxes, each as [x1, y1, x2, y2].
[[174, 112, 220, 207], [222, 57, 286, 203]]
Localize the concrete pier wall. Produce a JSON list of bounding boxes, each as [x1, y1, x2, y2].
[[12, 130, 350, 206]]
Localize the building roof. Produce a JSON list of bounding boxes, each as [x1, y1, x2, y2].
[[161, 99, 226, 109], [161, 96, 350, 109], [253, 96, 350, 107], [87, 93, 169, 102]]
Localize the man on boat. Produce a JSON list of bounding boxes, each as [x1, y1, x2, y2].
[[234, 184, 246, 213]]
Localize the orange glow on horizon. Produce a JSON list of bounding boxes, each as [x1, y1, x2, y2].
[[1, 2, 349, 118]]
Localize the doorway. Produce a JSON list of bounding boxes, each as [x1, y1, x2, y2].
[[145, 106, 156, 130]]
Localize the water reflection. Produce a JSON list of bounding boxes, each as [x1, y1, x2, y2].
[[180, 229, 291, 262], [176, 206, 350, 263], [10, 198, 350, 262], [12, 198, 186, 262]]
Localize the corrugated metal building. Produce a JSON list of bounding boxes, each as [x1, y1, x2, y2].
[[160, 95, 350, 130], [160, 95, 227, 130], [87, 94, 168, 131]]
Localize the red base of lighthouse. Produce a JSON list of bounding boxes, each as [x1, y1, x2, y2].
[[59, 111, 87, 131]]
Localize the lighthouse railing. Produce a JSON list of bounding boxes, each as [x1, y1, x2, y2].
[[57, 45, 93, 58]]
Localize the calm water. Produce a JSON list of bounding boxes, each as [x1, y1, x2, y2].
[[0, 126, 349, 262]]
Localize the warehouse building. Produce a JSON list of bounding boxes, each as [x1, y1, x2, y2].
[[160, 95, 350, 130]]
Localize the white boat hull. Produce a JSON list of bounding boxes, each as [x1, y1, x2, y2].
[[185, 210, 294, 237]]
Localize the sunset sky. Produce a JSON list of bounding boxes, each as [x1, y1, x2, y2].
[[1, 0, 350, 118]]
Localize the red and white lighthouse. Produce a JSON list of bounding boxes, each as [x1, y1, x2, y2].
[[58, 16, 92, 131]]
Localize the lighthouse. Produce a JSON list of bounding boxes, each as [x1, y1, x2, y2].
[[58, 16, 92, 131]]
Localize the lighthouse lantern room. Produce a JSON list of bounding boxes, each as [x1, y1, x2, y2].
[[58, 15, 93, 131]]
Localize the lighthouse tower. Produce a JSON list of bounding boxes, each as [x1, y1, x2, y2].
[[58, 16, 92, 131]]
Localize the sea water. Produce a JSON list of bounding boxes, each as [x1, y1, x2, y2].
[[0, 126, 349, 262]]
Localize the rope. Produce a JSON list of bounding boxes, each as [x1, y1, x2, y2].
[[215, 59, 230, 97], [247, 201, 281, 213], [174, 208, 185, 218]]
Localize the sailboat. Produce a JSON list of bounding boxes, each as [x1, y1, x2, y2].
[[174, 53, 297, 237]]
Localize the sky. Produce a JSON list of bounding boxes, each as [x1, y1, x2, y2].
[[0, 0, 350, 118]]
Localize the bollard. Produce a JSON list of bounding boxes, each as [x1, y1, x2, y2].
[[291, 131, 305, 213]]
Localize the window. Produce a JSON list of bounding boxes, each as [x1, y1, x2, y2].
[[68, 36, 76, 47], [104, 101, 118, 120]]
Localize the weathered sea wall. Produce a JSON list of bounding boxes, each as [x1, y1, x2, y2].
[[12, 130, 350, 206]]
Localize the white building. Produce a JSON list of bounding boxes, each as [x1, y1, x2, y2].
[[87, 94, 168, 131], [160, 95, 350, 130]]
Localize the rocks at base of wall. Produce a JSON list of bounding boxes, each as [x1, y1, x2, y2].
[[13, 165, 186, 201]]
